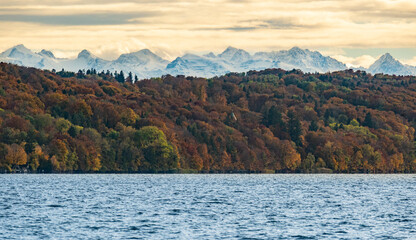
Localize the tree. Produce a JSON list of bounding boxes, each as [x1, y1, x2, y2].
[[315, 157, 326, 168], [27, 145, 43, 171], [281, 141, 301, 171], [264, 106, 283, 126], [77, 70, 85, 78], [56, 118, 71, 133], [350, 149, 363, 172], [49, 139, 70, 171], [301, 153, 315, 171], [390, 153, 404, 172], [363, 112, 374, 129], [135, 126, 179, 172], [309, 120, 319, 131], [126, 72, 133, 84], [117, 71, 125, 83], [120, 108, 137, 126], [5, 144, 27, 167], [288, 110, 302, 146]]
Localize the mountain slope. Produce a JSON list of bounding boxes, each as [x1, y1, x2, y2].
[[166, 54, 229, 77], [368, 53, 416, 75], [253, 47, 347, 73], [2, 45, 416, 78]]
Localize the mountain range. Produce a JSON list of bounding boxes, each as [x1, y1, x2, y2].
[[1, 44, 416, 78]]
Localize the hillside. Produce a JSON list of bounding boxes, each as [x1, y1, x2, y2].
[[0, 63, 415, 173]]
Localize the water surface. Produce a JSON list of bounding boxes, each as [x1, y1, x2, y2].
[[0, 174, 415, 239]]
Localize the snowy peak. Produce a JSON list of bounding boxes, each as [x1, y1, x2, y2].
[[288, 47, 307, 56], [13, 44, 28, 50], [368, 53, 414, 75], [1, 44, 34, 58], [2, 45, 416, 78], [10, 44, 31, 53], [372, 53, 400, 67], [166, 56, 186, 69], [39, 49, 55, 59], [115, 49, 168, 65], [77, 49, 94, 59], [0, 44, 52, 69], [218, 46, 251, 62], [252, 47, 346, 73], [379, 53, 394, 61], [204, 52, 216, 58]]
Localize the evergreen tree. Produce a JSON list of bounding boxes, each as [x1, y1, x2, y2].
[[288, 110, 302, 146], [77, 70, 85, 78], [309, 120, 319, 131], [264, 106, 283, 126], [363, 112, 374, 129], [117, 71, 125, 83], [126, 72, 133, 84]]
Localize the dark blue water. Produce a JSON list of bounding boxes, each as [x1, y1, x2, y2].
[[0, 174, 415, 239]]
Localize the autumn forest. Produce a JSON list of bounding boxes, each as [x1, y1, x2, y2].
[[0, 63, 415, 173]]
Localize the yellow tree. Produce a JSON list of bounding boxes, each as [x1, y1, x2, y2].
[[281, 141, 301, 171], [5, 144, 27, 166]]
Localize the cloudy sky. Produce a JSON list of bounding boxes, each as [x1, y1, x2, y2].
[[1, 0, 416, 67]]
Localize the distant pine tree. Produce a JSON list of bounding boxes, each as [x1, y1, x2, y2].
[[117, 71, 125, 83], [126, 72, 133, 83]]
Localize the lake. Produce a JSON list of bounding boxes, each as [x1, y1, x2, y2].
[[0, 174, 415, 239]]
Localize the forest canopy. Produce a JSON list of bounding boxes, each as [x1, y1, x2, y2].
[[0, 63, 415, 173]]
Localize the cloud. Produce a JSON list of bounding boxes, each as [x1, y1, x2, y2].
[[402, 57, 416, 67], [195, 18, 324, 32], [0, 12, 157, 26], [0, 0, 416, 59], [332, 55, 377, 68]]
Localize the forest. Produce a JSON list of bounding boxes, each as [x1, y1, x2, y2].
[[0, 63, 415, 173]]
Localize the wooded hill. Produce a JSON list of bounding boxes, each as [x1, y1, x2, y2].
[[0, 63, 415, 173]]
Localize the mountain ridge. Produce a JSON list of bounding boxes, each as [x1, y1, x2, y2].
[[1, 44, 416, 78]]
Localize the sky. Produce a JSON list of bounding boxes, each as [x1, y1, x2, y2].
[[1, 0, 416, 68]]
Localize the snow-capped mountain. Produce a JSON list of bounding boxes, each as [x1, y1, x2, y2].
[[2, 44, 416, 79], [114, 49, 168, 68], [0, 44, 53, 69], [166, 54, 229, 77], [368, 53, 416, 75], [218, 46, 251, 64], [253, 47, 347, 73], [109, 49, 169, 79], [59, 50, 110, 72], [165, 46, 348, 77], [38, 49, 56, 59]]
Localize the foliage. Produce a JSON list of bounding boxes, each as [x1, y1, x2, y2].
[[0, 63, 415, 173]]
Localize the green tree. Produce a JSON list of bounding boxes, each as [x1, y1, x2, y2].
[[301, 153, 315, 171], [135, 126, 179, 172], [265, 106, 283, 127], [56, 118, 71, 133], [288, 110, 302, 146], [363, 112, 374, 129]]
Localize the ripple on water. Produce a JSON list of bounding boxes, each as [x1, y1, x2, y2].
[[0, 174, 415, 239]]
